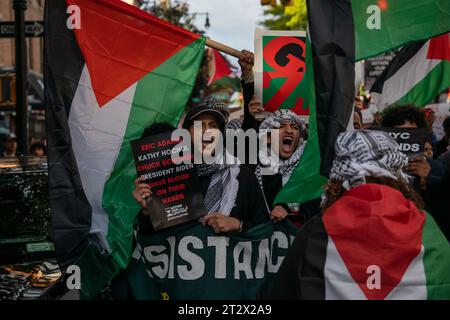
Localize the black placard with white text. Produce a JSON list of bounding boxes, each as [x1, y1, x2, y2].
[[131, 132, 207, 231], [380, 127, 429, 157]]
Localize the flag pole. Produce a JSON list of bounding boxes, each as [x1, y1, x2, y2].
[[205, 38, 242, 58]]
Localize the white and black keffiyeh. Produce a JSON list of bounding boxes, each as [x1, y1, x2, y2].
[[329, 129, 410, 190], [198, 97, 230, 122], [255, 109, 306, 211], [196, 154, 240, 216]]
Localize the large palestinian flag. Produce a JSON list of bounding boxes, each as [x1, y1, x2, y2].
[[371, 33, 450, 111], [44, 0, 205, 298], [265, 184, 450, 300]]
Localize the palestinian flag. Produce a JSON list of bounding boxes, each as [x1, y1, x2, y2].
[[206, 48, 233, 86], [44, 0, 205, 298], [274, 0, 355, 205], [351, 0, 450, 60], [276, 0, 450, 205], [265, 184, 450, 300], [371, 33, 450, 111]]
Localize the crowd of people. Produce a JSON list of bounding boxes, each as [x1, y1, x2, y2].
[[127, 51, 450, 299], [0, 134, 47, 157]]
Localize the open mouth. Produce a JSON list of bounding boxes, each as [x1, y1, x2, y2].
[[282, 136, 293, 153]]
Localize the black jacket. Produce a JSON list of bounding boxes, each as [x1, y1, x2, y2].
[[240, 80, 321, 222]]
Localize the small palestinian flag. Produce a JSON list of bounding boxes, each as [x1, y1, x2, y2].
[[265, 184, 450, 300], [371, 33, 450, 111], [206, 48, 233, 86], [351, 0, 450, 60], [45, 0, 205, 298]]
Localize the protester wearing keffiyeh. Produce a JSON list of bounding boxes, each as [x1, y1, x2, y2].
[[329, 130, 410, 189], [254, 109, 306, 213], [322, 129, 411, 208]]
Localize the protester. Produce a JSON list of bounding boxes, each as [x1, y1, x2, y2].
[[237, 50, 321, 225], [381, 104, 446, 190], [262, 130, 450, 299], [424, 139, 434, 159], [423, 107, 437, 153], [423, 164, 450, 241], [132, 97, 269, 235], [255, 110, 307, 224], [436, 116, 450, 158], [30, 142, 47, 156]]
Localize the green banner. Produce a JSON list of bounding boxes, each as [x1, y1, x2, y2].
[[126, 220, 299, 300]]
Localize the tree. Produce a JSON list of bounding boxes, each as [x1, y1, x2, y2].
[[260, 0, 307, 30], [139, 0, 201, 33]]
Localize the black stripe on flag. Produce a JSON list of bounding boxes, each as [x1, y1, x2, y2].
[[307, 0, 356, 177], [44, 0, 91, 266], [370, 40, 427, 95], [261, 215, 328, 300]]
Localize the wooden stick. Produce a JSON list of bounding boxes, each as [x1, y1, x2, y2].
[[205, 38, 242, 58]]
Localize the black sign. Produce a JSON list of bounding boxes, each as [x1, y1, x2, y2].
[[364, 51, 396, 91], [0, 21, 44, 38], [131, 132, 207, 231], [381, 128, 429, 157]]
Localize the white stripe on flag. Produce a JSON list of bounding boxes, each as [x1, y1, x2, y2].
[[371, 40, 441, 110], [324, 237, 366, 300], [386, 246, 427, 300], [69, 65, 136, 250], [325, 237, 427, 300]]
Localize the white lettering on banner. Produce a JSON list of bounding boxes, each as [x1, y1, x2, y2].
[[290, 235, 296, 245], [177, 236, 205, 280], [142, 232, 292, 280], [144, 245, 168, 278], [270, 231, 289, 271], [233, 242, 254, 279], [168, 236, 176, 279], [207, 237, 229, 279]]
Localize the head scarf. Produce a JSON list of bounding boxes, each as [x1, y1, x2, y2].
[[255, 109, 306, 212], [329, 129, 409, 190]]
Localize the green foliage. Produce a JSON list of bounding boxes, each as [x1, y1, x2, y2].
[[140, 0, 202, 33], [260, 0, 307, 30]]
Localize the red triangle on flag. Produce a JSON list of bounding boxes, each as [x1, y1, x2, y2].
[[67, 0, 200, 107], [427, 32, 450, 62], [323, 184, 424, 300], [207, 48, 233, 86]]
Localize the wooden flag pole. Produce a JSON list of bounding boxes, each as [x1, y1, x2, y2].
[[205, 38, 242, 58]]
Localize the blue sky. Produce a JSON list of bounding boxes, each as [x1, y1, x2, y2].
[[187, 0, 264, 65]]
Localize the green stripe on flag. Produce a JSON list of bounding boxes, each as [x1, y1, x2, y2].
[[422, 213, 450, 299], [392, 61, 450, 108], [79, 37, 205, 299], [274, 35, 327, 205], [351, 0, 450, 60]]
